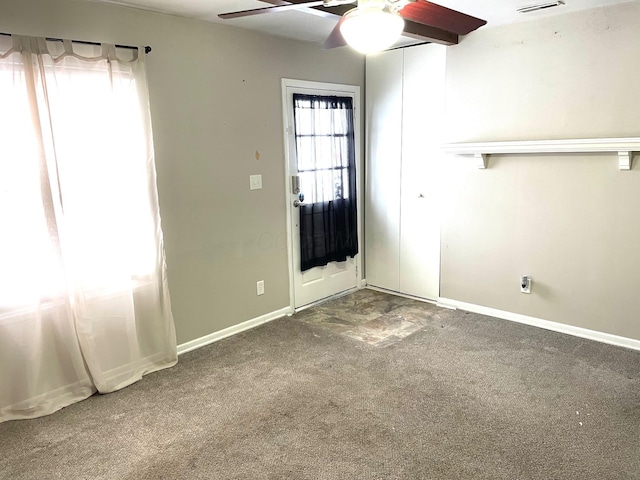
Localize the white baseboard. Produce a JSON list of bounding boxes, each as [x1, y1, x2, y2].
[[438, 297, 640, 352], [177, 306, 292, 355]]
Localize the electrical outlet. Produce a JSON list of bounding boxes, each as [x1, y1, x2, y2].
[[256, 280, 265, 296], [520, 275, 531, 294]]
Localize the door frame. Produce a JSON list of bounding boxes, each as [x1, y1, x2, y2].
[[281, 78, 364, 313]]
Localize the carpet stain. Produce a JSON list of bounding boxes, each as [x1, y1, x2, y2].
[[295, 290, 441, 347]]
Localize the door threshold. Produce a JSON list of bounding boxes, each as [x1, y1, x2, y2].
[[293, 286, 361, 313]]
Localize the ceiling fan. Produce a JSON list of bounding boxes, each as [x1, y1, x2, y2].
[[219, 0, 487, 53]]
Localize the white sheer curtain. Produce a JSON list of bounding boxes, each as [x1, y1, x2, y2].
[[0, 35, 177, 423]]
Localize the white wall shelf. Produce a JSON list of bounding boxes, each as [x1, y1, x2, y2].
[[442, 137, 640, 170]]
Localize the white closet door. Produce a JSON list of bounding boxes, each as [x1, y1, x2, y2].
[[365, 49, 404, 291], [399, 44, 446, 300]]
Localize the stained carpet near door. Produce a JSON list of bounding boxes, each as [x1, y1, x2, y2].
[[1, 290, 639, 479], [295, 289, 442, 347]]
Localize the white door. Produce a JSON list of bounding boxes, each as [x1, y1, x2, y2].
[[282, 79, 362, 310], [399, 44, 445, 300], [364, 49, 403, 292]]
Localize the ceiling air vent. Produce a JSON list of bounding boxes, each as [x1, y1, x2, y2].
[[517, 1, 564, 13]]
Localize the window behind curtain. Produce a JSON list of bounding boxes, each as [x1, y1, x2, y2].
[[0, 41, 155, 310]]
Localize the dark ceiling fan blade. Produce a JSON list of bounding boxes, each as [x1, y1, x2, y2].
[[219, 0, 324, 19], [259, 0, 357, 19], [324, 17, 347, 49], [402, 21, 457, 45], [399, 0, 486, 35]]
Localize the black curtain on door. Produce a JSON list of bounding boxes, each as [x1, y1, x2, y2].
[[293, 94, 358, 272]]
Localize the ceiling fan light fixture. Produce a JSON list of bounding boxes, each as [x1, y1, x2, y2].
[[339, 7, 404, 54]]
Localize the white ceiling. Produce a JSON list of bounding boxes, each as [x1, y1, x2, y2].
[[93, 0, 634, 48]]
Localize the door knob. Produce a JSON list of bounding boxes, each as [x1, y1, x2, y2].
[[293, 200, 302, 207]]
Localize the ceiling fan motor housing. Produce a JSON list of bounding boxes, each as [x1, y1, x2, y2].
[[322, 0, 357, 6], [354, 0, 412, 13]]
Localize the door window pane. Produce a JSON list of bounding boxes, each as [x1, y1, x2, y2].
[[294, 95, 353, 204]]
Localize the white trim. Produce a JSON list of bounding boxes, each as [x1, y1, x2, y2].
[[281, 80, 297, 315], [281, 78, 363, 310], [435, 301, 456, 310], [442, 137, 640, 170], [438, 297, 640, 352], [177, 306, 291, 355]]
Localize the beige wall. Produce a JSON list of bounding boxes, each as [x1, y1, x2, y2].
[[5, 0, 638, 345], [0, 0, 365, 344], [441, 2, 640, 340]]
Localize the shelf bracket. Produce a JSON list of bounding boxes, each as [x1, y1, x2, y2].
[[474, 153, 487, 169], [618, 151, 632, 170]]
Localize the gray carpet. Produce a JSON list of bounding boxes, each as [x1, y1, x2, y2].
[[2, 290, 639, 479]]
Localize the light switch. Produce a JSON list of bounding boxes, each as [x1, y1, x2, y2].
[[249, 174, 262, 190]]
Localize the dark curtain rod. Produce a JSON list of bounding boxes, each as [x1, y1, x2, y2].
[[0, 32, 151, 54]]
